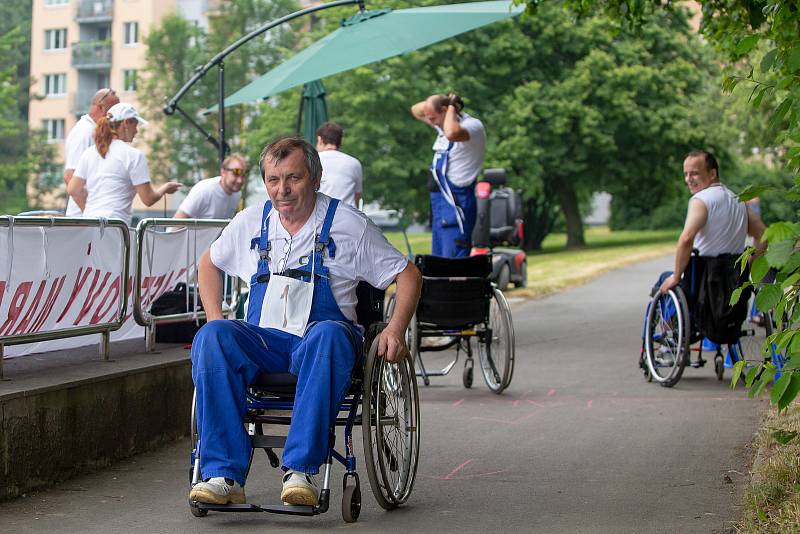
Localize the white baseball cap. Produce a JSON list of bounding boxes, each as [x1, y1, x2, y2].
[[107, 102, 148, 126]]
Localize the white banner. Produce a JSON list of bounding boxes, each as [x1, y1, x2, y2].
[[0, 223, 223, 358]]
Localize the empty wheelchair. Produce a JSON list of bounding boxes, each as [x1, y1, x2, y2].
[[640, 254, 776, 387], [387, 254, 515, 393], [189, 283, 420, 523]]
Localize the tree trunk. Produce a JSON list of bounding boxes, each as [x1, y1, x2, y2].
[[554, 179, 585, 248], [523, 195, 559, 251]]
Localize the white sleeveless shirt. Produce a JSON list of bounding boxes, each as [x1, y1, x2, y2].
[[692, 184, 747, 256]]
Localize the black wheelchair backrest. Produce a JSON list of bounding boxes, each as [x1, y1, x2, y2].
[[414, 254, 493, 328], [355, 281, 385, 329]]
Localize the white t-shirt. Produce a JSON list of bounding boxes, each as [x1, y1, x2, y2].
[[63, 114, 96, 217], [210, 193, 408, 324], [177, 176, 241, 219], [431, 113, 486, 187], [692, 184, 748, 256], [74, 139, 151, 225], [318, 150, 363, 208]]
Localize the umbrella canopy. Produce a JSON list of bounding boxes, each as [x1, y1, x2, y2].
[[297, 80, 329, 143], [222, 0, 524, 108]]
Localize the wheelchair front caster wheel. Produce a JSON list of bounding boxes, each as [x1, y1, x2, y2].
[[714, 354, 724, 381], [463, 365, 473, 388], [342, 482, 361, 522], [190, 504, 208, 518]]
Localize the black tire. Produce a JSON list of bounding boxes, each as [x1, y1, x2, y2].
[[190, 505, 208, 517], [462, 364, 473, 388], [514, 259, 528, 288], [644, 287, 689, 388], [496, 263, 511, 292], [342, 483, 361, 523], [362, 334, 420, 510], [478, 289, 515, 393]]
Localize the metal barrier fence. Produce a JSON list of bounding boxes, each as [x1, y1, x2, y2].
[[0, 216, 131, 378], [133, 218, 239, 352]]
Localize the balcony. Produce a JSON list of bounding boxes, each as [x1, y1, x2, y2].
[[71, 90, 94, 116], [72, 40, 112, 69], [76, 0, 113, 23]]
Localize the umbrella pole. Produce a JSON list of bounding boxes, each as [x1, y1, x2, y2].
[[219, 61, 227, 165], [163, 0, 365, 165]]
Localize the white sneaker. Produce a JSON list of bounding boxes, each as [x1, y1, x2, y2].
[[281, 470, 320, 506], [189, 477, 246, 505]]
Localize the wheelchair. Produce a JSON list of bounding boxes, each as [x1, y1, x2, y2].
[[386, 254, 515, 394], [189, 283, 420, 523], [639, 255, 778, 388]]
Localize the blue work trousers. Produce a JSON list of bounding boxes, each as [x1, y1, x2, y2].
[[191, 319, 359, 485]]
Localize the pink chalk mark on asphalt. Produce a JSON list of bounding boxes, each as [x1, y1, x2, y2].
[[471, 409, 542, 425], [527, 400, 547, 408], [452, 399, 465, 407], [587, 400, 593, 409], [420, 458, 509, 481], [548, 389, 556, 396]]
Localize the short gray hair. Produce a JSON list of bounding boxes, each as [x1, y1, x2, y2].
[[259, 136, 322, 182]]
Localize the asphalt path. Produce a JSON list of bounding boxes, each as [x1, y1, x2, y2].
[[0, 255, 765, 533]]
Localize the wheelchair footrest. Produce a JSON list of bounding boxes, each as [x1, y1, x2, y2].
[[194, 502, 316, 516]]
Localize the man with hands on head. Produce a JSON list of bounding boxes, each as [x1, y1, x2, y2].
[[188, 136, 421, 508], [411, 92, 486, 257]]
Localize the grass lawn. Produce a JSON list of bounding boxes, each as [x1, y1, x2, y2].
[[385, 226, 678, 299]]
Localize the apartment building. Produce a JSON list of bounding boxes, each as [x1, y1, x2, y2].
[[28, 0, 216, 211]]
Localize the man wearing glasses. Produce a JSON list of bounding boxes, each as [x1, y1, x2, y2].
[[63, 88, 119, 216], [175, 153, 248, 219]]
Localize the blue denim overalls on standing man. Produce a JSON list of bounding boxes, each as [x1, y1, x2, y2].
[[191, 197, 362, 485], [430, 141, 477, 257]]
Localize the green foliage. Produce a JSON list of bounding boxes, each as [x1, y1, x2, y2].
[[140, 0, 299, 192]]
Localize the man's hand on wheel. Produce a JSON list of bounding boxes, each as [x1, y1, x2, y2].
[[377, 326, 409, 363], [659, 273, 680, 295]]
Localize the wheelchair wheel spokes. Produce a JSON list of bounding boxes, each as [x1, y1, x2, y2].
[[644, 288, 688, 387], [363, 341, 420, 510], [478, 289, 515, 393]]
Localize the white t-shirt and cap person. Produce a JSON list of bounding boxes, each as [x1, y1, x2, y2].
[[315, 122, 363, 208], [67, 103, 181, 225], [62, 88, 120, 216], [175, 154, 247, 220]]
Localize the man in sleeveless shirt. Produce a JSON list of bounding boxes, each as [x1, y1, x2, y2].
[[659, 150, 765, 295]]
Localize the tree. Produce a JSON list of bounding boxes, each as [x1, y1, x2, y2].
[[140, 0, 299, 189], [0, 1, 34, 214]]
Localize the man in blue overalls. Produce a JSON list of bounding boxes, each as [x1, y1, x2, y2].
[[188, 136, 422, 506], [411, 93, 486, 257]]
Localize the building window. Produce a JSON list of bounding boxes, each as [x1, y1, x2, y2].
[[123, 69, 137, 92], [44, 74, 67, 96], [123, 22, 139, 45], [43, 119, 65, 143], [44, 28, 67, 50], [45, 0, 69, 5]]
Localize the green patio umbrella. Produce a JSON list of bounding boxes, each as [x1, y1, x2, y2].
[[221, 1, 524, 108], [296, 80, 329, 144]]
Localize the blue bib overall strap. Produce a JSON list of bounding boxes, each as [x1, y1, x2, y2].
[[430, 142, 465, 233], [246, 200, 273, 325], [192, 197, 363, 483]]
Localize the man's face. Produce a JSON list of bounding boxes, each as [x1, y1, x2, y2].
[[220, 160, 246, 194], [263, 149, 319, 221], [93, 90, 119, 116], [423, 101, 445, 128], [683, 155, 717, 195]]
